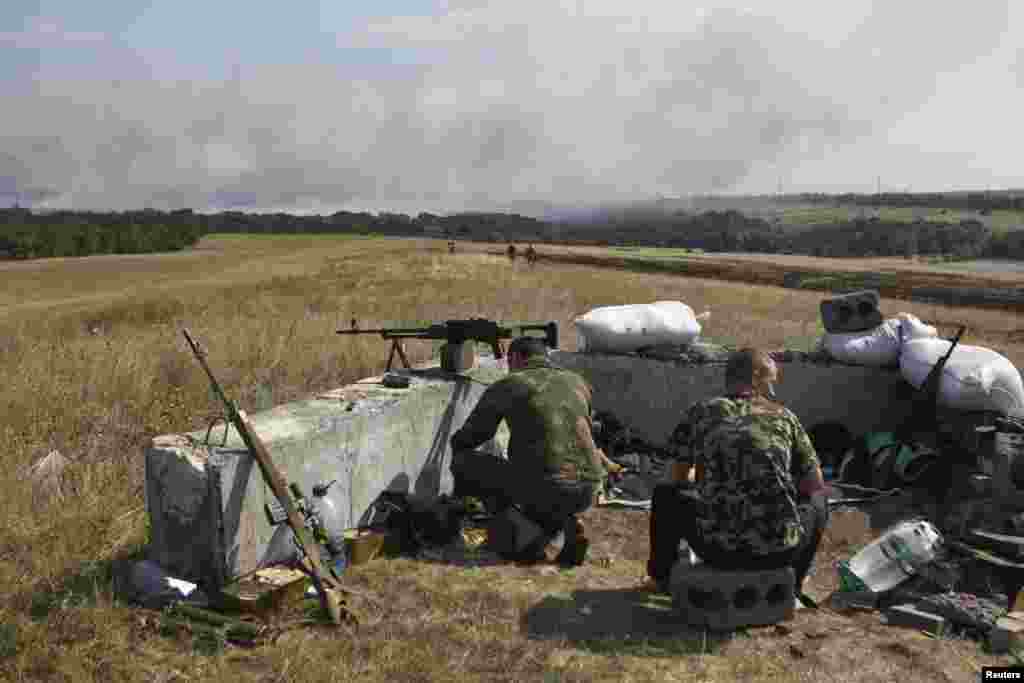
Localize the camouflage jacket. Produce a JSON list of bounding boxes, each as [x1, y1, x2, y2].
[[451, 356, 606, 485], [670, 396, 820, 555]]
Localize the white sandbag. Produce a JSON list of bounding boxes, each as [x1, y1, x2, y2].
[[574, 301, 706, 353], [899, 338, 1024, 416], [896, 312, 938, 340], [821, 313, 938, 367]]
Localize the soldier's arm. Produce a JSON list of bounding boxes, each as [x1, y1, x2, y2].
[[576, 380, 616, 475], [790, 413, 827, 497], [668, 408, 698, 483], [450, 383, 507, 452], [597, 448, 622, 474]]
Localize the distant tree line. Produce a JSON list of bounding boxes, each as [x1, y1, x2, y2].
[[775, 191, 1024, 213], [0, 208, 203, 258], [1, 205, 1022, 260], [0, 207, 550, 259], [548, 209, 1024, 260]]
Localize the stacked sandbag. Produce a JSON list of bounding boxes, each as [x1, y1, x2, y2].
[[574, 301, 708, 353], [820, 313, 938, 367], [899, 339, 1024, 417]]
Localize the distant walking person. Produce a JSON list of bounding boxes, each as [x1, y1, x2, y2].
[[507, 243, 517, 261], [448, 240, 457, 254], [525, 244, 538, 265]]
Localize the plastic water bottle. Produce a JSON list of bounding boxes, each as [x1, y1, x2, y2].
[[310, 480, 347, 559], [839, 519, 941, 593], [677, 540, 702, 568]]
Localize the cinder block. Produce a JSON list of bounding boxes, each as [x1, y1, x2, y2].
[[670, 563, 795, 631], [820, 290, 882, 334], [884, 604, 947, 637]]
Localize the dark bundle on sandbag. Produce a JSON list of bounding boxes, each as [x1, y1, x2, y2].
[[820, 290, 883, 334], [592, 410, 673, 465]]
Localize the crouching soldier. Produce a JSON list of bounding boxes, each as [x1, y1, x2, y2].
[[646, 348, 830, 606], [450, 336, 608, 566]]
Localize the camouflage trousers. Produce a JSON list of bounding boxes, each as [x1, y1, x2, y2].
[[450, 450, 597, 536], [647, 482, 829, 591]]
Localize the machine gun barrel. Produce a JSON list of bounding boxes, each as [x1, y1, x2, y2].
[[335, 318, 559, 371], [336, 328, 440, 336]]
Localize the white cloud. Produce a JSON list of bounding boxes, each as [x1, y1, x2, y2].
[[0, 16, 106, 48], [1, 1, 1019, 211]]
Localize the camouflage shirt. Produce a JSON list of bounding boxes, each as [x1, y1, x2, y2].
[[670, 396, 820, 555], [451, 356, 606, 485]]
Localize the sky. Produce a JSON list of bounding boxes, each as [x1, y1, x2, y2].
[[1, 0, 1022, 215]]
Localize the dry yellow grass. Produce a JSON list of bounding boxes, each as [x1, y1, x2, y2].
[[1, 234, 1021, 682]]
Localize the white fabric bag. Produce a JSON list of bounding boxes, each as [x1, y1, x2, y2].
[[574, 301, 707, 353], [821, 313, 938, 367], [899, 338, 1024, 416]]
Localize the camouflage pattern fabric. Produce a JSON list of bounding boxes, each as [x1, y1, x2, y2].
[[451, 356, 606, 485], [670, 396, 820, 555]]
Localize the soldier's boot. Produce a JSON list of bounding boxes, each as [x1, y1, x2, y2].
[[556, 516, 589, 568]]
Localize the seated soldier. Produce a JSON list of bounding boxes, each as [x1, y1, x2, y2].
[[646, 348, 830, 605], [525, 244, 538, 265], [450, 336, 610, 566]]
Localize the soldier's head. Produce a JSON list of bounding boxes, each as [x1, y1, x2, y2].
[[725, 348, 779, 399], [507, 336, 548, 370]]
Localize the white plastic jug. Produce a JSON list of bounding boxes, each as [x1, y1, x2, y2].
[[840, 519, 942, 593]]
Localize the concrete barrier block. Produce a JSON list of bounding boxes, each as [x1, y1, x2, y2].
[[549, 351, 918, 450], [670, 562, 795, 631], [145, 360, 509, 588], [145, 348, 948, 591]]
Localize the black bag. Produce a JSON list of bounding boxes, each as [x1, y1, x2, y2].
[[371, 492, 470, 554], [411, 495, 470, 547]]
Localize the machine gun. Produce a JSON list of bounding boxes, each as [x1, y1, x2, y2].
[[182, 329, 345, 625], [337, 318, 559, 372]]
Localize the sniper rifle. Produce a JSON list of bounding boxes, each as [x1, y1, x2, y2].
[[337, 318, 559, 371], [182, 329, 345, 625]]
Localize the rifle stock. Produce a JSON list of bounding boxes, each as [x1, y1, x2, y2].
[[182, 329, 343, 625]]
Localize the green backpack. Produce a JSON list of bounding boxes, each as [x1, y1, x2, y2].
[[837, 432, 938, 490]]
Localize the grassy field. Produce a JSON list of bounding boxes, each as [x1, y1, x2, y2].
[[771, 204, 1024, 232], [2, 234, 1023, 682], [502, 242, 1024, 317], [568, 244, 1024, 285], [607, 247, 706, 260]]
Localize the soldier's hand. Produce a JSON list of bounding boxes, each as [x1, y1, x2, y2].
[[605, 461, 625, 475]]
